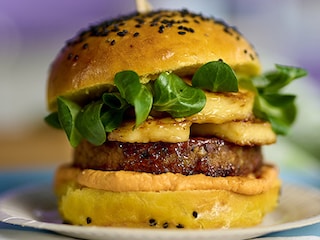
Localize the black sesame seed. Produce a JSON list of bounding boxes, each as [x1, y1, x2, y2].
[[82, 43, 89, 49], [194, 19, 200, 24], [180, 9, 189, 17], [86, 217, 92, 224], [110, 39, 116, 45], [133, 32, 139, 37], [244, 49, 248, 54], [135, 24, 141, 28], [149, 218, 157, 226], [161, 19, 169, 24], [89, 25, 100, 36], [176, 223, 184, 228], [192, 211, 198, 218], [66, 39, 73, 47], [152, 16, 161, 23], [67, 53, 73, 60], [163, 222, 169, 228], [73, 55, 79, 61], [178, 31, 186, 35], [117, 30, 127, 37], [223, 27, 233, 36], [249, 53, 255, 60], [158, 26, 164, 33], [178, 26, 195, 33], [79, 30, 87, 38]]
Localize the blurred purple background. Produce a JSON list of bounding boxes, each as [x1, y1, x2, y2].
[[0, 0, 319, 159]]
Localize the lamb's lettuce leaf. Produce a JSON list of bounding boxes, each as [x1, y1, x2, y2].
[[56, 97, 82, 147], [75, 101, 105, 146], [192, 60, 238, 92], [242, 64, 307, 135], [153, 72, 206, 117], [114, 70, 153, 127]]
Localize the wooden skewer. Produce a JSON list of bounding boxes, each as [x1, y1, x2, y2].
[[135, 0, 152, 13]]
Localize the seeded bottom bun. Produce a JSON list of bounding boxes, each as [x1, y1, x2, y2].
[[55, 164, 280, 228]]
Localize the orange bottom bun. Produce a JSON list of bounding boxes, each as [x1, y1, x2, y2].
[[54, 164, 280, 229]]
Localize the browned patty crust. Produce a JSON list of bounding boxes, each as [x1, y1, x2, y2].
[[73, 137, 263, 177]]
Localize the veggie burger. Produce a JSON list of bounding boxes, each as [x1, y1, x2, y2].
[[45, 9, 306, 228]]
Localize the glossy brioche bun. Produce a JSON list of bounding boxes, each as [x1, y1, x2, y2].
[[55, 165, 280, 228], [47, 9, 261, 111]]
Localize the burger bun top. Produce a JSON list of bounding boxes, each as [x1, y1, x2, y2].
[[47, 9, 261, 111]]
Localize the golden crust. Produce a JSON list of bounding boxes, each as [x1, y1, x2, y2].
[[54, 164, 279, 195], [47, 10, 261, 111]]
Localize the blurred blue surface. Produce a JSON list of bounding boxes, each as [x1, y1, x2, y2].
[[0, 170, 53, 193]]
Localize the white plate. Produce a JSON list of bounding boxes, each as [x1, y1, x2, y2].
[[0, 183, 320, 240]]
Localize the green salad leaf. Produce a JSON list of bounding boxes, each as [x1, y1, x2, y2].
[[192, 60, 238, 92], [100, 109, 125, 132], [254, 94, 296, 135], [153, 72, 206, 117], [75, 101, 106, 146], [101, 92, 129, 132], [247, 64, 307, 135], [253, 64, 307, 93], [102, 92, 128, 110], [114, 71, 153, 126], [56, 97, 82, 147], [44, 112, 61, 129]]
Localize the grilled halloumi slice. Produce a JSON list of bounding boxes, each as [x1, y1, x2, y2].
[[191, 120, 276, 146], [108, 118, 191, 143], [187, 88, 255, 124]]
